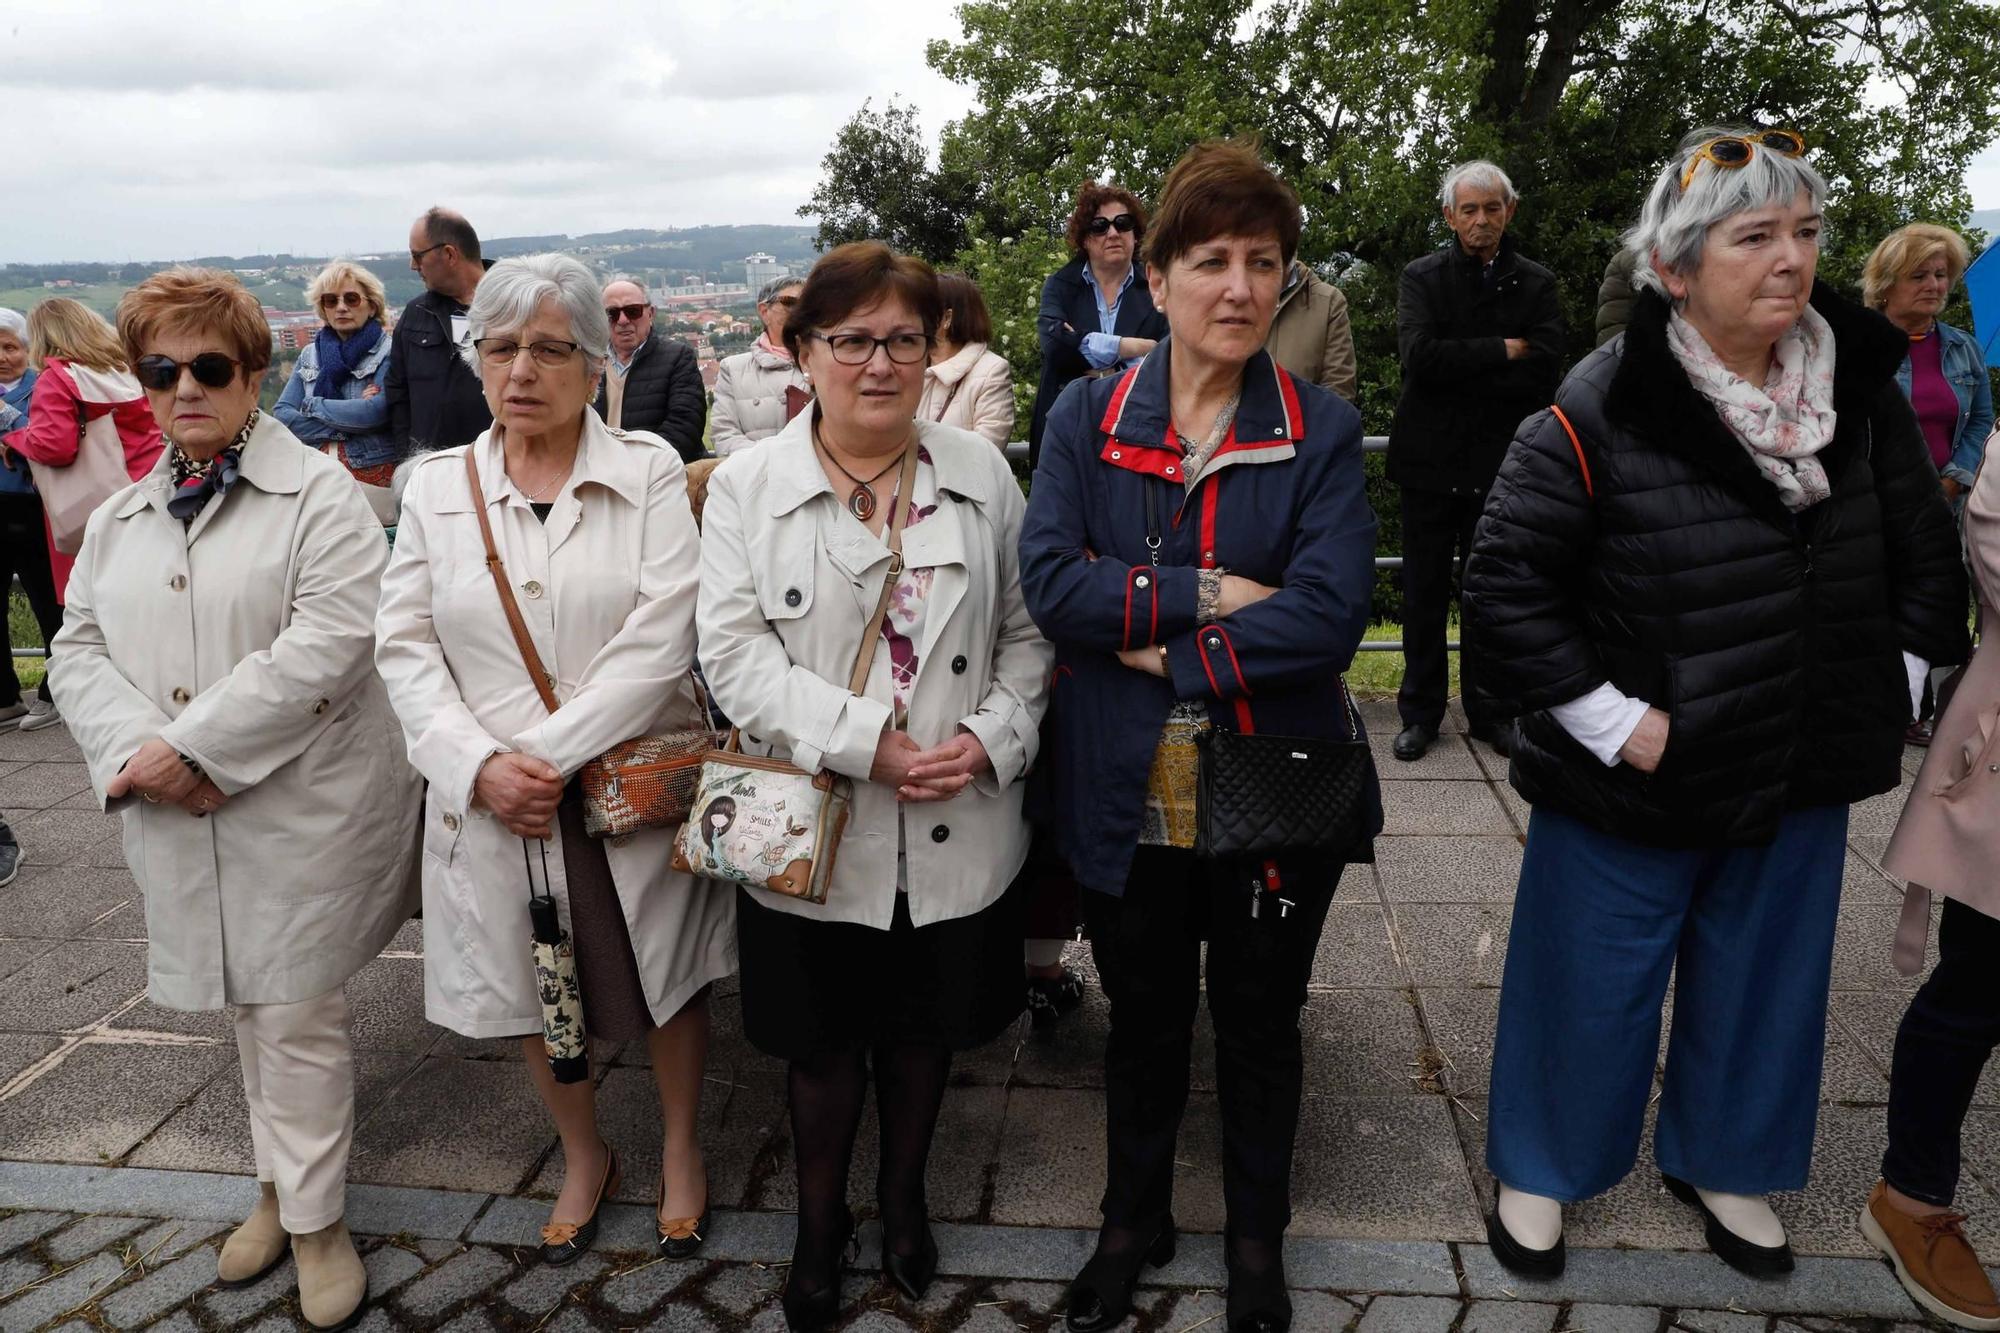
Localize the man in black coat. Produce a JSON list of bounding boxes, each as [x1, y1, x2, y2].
[[594, 277, 707, 462], [387, 206, 494, 455], [1388, 161, 1565, 761]]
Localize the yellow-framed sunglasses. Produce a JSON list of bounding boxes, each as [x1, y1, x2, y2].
[[1679, 129, 1807, 191]]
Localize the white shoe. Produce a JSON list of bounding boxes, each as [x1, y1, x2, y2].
[[17, 694, 61, 732]]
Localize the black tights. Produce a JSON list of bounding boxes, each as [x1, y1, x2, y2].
[[785, 1042, 953, 1296]]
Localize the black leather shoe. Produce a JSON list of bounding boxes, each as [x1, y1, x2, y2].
[[1224, 1237, 1292, 1332], [1392, 723, 1437, 762], [1026, 968, 1085, 1030], [538, 1149, 618, 1266], [781, 1209, 857, 1331], [1470, 721, 1516, 758], [883, 1222, 939, 1302], [1065, 1220, 1177, 1332], [1661, 1174, 1794, 1277], [1485, 1208, 1566, 1278]]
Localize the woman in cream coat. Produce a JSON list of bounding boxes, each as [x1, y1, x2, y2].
[[917, 273, 1015, 450], [698, 242, 1049, 1329], [711, 277, 809, 455], [375, 255, 734, 1267], [55, 267, 418, 1332]]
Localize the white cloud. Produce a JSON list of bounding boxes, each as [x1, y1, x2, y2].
[[0, 0, 978, 260]]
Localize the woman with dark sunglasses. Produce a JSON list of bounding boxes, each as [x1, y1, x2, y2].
[[1027, 181, 1168, 469], [273, 261, 398, 520]]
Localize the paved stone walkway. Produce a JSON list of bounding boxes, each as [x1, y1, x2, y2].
[[0, 711, 1992, 1330]]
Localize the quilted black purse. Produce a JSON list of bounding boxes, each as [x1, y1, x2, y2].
[[1193, 686, 1373, 861]]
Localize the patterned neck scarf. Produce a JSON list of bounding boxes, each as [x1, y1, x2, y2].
[[168, 410, 258, 523], [1665, 306, 1838, 512]]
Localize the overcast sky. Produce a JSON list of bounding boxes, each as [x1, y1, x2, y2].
[[6, 2, 1999, 263]]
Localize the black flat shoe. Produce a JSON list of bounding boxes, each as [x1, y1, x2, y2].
[[1027, 968, 1085, 1030], [781, 1208, 857, 1331], [1393, 723, 1437, 762], [1470, 721, 1516, 758], [1224, 1239, 1292, 1332], [1485, 1208, 1566, 1278], [1065, 1219, 1177, 1333], [883, 1222, 940, 1302], [1661, 1174, 1794, 1277], [538, 1149, 618, 1266], [657, 1204, 710, 1260]]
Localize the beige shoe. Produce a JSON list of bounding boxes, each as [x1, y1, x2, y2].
[[216, 1182, 289, 1287], [292, 1220, 367, 1332]]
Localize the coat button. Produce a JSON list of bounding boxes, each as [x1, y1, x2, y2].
[[312, 698, 329, 715], [1109, 450, 1122, 460], [1205, 636, 1221, 650], [784, 588, 801, 607], [1203, 550, 1215, 562], [1135, 574, 1150, 589], [930, 824, 949, 843], [523, 580, 544, 599], [1164, 465, 1177, 476], [443, 813, 460, 832], [951, 655, 967, 674], [170, 687, 190, 705], [168, 574, 186, 591], [1273, 426, 1283, 436]]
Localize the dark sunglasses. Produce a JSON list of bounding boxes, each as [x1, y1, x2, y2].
[[605, 303, 651, 323], [135, 353, 242, 391], [318, 291, 366, 310], [1087, 213, 1137, 236]]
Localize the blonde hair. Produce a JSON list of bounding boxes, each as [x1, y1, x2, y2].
[[116, 267, 272, 378], [306, 260, 389, 325], [26, 298, 128, 374], [1862, 224, 1970, 310]]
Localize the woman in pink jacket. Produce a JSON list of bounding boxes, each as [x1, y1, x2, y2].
[[1864, 444, 2000, 1331]]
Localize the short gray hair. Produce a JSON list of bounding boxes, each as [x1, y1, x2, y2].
[[0, 308, 24, 342], [460, 253, 610, 373], [757, 276, 803, 305], [1624, 127, 1827, 299], [1439, 160, 1517, 211], [602, 273, 650, 300]]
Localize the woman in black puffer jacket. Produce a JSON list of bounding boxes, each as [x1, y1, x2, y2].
[[1462, 128, 1968, 1282]]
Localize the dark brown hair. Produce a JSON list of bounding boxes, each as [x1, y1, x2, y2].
[[782, 241, 942, 361], [117, 266, 273, 378], [1064, 181, 1148, 254], [1145, 140, 1302, 273], [935, 272, 994, 345]]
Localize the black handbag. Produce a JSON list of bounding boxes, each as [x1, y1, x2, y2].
[[1193, 685, 1374, 861]]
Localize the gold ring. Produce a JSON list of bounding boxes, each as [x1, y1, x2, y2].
[[142, 792, 160, 803]]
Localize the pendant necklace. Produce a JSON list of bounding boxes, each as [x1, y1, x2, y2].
[[816, 428, 907, 521]]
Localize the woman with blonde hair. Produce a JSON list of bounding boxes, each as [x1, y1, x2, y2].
[[275, 261, 399, 511]]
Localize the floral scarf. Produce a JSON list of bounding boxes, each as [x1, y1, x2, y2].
[[168, 410, 258, 523], [1665, 305, 1837, 511]]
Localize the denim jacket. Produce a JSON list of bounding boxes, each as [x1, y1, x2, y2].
[[273, 333, 398, 468], [1894, 319, 1992, 487], [0, 370, 37, 496]]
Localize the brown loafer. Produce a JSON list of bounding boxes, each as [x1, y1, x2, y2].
[[1861, 1180, 2000, 1330]]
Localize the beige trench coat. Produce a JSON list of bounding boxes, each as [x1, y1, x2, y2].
[[1885, 448, 2000, 971], [710, 344, 811, 456], [918, 342, 1015, 450], [697, 413, 1053, 930], [53, 417, 420, 1010], [375, 415, 735, 1038], [1265, 262, 1358, 402]]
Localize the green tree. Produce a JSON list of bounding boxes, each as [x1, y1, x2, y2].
[[798, 98, 978, 262]]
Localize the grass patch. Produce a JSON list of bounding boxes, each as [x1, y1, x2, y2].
[[1348, 620, 1454, 701], [8, 591, 47, 689]]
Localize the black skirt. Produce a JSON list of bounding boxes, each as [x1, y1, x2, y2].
[[735, 874, 1027, 1061]]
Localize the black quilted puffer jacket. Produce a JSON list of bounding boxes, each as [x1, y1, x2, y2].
[[1463, 281, 1969, 847]]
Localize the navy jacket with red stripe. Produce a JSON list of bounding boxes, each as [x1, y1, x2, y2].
[[1020, 340, 1384, 895]]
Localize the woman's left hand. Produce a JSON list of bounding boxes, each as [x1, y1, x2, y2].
[[105, 737, 200, 805], [1943, 475, 1966, 502], [899, 732, 992, 803], [1116, 646, 1168, 677]]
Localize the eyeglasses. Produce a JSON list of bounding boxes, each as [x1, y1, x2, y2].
[[318, 291, 366, 310], [1087, 213, 1137, 236], [135, 353, 242, 391], [810, 331, 931, 365], [1679, 130, 1807, 191], [605, 303, 651, 324], [771, 296, 800, 308], [473, 338, 583, 369], [409, 242, 448, 264]]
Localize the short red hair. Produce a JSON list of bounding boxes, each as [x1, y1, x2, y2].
[[117, 266, 272, 379], [1064, 182, 1148, 255]]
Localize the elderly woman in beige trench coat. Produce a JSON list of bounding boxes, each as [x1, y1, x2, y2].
[[53, 267, 419, 1332], [375, 254, 734, 1270], [1861, 447, 2000, 1330]]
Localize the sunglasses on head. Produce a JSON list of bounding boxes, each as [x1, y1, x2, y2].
[[1087, 213, 1137, 236], [318, 291, 366, 310], [135, 353, 242, 391], [605, 303, 651, 324], [1679, 129, 1806, 191]]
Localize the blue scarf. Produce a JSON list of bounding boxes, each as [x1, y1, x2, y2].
[[312, 318, 383, 391]]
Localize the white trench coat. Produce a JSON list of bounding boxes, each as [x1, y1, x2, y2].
[[376, 415, 735, 1038], [53, 416, 421, 1010]]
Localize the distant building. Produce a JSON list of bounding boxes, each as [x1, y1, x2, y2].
[[744, 252, 782, 291], [699, 360, 721, 393]]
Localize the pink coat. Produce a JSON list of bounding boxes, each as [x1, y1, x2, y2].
[[1884, 446, 2000, 972]]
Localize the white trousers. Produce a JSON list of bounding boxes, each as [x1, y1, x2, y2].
[[234, 986, 354, 1234]]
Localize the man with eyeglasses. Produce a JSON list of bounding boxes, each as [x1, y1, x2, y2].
[[592, 277, 706, 462], [386, 206, 494, 455], [1387, 159, 1565, 764]]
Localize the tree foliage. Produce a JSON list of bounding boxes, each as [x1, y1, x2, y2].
[[798, 99, 978, 262]]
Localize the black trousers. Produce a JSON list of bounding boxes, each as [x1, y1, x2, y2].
[[1397, 486, 1489, 733], [1882, 897, 2000, 1206], [0, 494, 61, 709], [1083, 846, 1343, 1241]]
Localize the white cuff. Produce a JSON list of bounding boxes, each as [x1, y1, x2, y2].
[[1549, 682, 1652, 767], [1903, 651, 1929, 717]]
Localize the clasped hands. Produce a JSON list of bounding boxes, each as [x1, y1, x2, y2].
[[474, 751, 563, 840], [872, 730, 992, 803], [106, 737, 227, 817], [1113, 573, 1277, 676]]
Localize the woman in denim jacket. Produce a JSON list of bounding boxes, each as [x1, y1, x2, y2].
[[1865, 225, 1992, 503], [274, 261, 397, 518]]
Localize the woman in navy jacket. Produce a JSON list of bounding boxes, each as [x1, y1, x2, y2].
[[1020, 141, 1381, 1333], [1028, 182, 1170, 468]]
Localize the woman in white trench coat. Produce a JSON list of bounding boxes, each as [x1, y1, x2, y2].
[[375, 254, 735, 1269], [53, 267, 420, 1333]]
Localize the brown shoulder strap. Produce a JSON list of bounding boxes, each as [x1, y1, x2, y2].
[[846, 445, 922, 696], [464, 448, 561, 714], [1549, 404, 1595, 500]]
